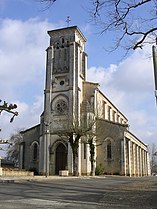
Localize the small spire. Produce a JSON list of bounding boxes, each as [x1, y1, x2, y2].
[[66, 16, 71, 27]]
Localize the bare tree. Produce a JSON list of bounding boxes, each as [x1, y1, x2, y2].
[[148, 143, 157, 174], [84, 134, 97, 176], [38, 0, 157, 51], [91, 0, 157, 51], [38, 0, 56, 4], [81, 117, 104, 176], [56, 98, 106, 176], [37, 0, 56, 10], [6, 130, 23, 167], [57, 113, 96, 176]]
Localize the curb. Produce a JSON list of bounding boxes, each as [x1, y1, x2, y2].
[[0, 179, 15, 183], [0, 175, 107, 183]]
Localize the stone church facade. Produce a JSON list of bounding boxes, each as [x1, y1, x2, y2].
[[19, 26, 150, 176]]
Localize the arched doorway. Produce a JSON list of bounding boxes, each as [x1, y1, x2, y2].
[[55, 143, 67, 175]]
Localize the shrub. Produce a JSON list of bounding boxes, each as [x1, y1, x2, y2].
[[95, 164, 105, 175]]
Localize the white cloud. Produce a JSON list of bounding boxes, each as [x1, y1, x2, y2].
[[87, 46, 157, 145], [112, 51, 153, 94], [0, 18, 52, 100], [0, 18, 57, 140]]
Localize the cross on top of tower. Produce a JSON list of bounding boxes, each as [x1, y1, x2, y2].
[[66, 16, 71, 27]]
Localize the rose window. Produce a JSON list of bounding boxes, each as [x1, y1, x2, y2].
[[55, 100, 67, 114]]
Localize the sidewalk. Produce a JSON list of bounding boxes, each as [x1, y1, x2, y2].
[[0, 175, 106, 183]]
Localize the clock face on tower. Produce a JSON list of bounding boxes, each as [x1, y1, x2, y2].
[[55, 99, 68, 114]]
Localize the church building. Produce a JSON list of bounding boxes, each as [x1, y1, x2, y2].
[[19, 26, 150, 176]]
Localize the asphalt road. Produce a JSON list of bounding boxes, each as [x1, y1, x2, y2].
[[0, 176, 157, 209]]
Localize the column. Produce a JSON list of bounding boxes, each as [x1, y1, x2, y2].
[[145, 151, 149, 176], [139, 147, 142, 176], [43, 133, 47, 175], [46, 129, 50, 176], [120, 139, 124, 175], [128, 140, 131, 176], [144, 151, 147, 176], [86, 143, 91, 175], [143, 150, 147, 176], [77, 140, 81, 176], [136, 146, 139, 176], [147, 152, 151, 176], [123, 137, 127, 176], [132, 143, 136, 176], [68, 142, 73, 175], [43, 125, 51, 176], [19, 143, 24, 170], [142, 149, 145, 176]]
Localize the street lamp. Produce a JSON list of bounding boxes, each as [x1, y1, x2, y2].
[[44, 122, 51, 177]]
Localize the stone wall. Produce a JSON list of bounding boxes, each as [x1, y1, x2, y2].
[[1, 169, 34, 177], [96, 119, 126, 175], [20, 125, 40, 174]]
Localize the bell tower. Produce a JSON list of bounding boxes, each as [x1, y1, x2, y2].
[[39, 26, 88, 175], [44, 26, 87, 131]]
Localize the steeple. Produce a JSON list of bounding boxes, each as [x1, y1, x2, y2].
[[43, 26, 88, 133]]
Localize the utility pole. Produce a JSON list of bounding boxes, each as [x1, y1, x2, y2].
[[152, 44, 157, 104]]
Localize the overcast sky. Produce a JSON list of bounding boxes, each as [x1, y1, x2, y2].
[[0, 0, 157, 156]]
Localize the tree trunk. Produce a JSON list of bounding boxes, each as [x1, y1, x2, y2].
[[89, 140, 95, 176], [91, 161, 94, 176], [69, 134, 81, 176], [72, 151, 78, 176]]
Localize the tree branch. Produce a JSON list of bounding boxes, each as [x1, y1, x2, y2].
[[132, 27, 157, 49], [0, 100, 18, 123]]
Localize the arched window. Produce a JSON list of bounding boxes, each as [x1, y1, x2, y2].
[[33, 143, 38, 161], [107, 141, 112, 159], [84, 143, 87, 159]]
